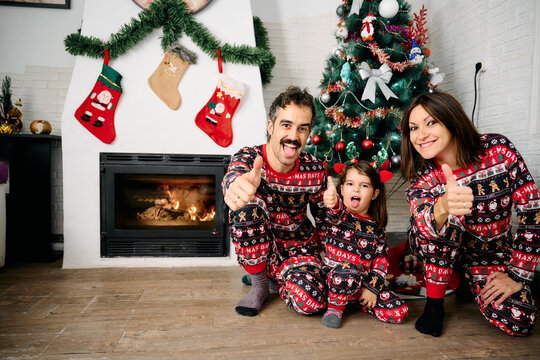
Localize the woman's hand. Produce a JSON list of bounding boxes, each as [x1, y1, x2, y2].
[[359, 287, 377, 309], [434, 164, 474, 230], [480, 272, 523, 307]]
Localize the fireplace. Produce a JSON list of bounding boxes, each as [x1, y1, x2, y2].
[[100, 153, 230, 257]]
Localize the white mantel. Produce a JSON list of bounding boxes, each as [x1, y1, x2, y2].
[[61, 0, 266, 268]]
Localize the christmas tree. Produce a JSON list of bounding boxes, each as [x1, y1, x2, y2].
[[304, 0, 444, 176]]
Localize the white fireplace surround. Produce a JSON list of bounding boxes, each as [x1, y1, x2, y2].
[[61, 0, 266, 268]]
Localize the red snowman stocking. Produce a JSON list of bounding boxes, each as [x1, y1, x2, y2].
[[195, 74, 246, 148], [74, 49, 122, 144]]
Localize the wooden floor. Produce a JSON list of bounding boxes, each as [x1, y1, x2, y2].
[[0, 260, 539, 359]]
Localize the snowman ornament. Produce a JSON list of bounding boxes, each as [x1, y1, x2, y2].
[[409, 39, 424, 64]]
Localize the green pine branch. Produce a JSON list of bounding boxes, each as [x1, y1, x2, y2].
[[64, 0, 275, 84]]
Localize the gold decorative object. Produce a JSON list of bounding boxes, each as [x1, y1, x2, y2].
[[30, 120, 52, 135]]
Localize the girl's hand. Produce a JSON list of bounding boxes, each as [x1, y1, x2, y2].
[[324, 176, 339, 209], [359, 287, 377, 309], [480, 272, 523, 307]]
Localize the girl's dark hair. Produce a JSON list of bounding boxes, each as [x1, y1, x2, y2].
[[337, 161, 388, 228], [400, 91, 484, 180], [266, 86, 315, 141]]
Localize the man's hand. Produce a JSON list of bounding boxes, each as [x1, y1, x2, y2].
[[324, 176, 338, 209], [359, 287, 377, 309], [225, 155, 263, 211], [480, 271, 523, 307]]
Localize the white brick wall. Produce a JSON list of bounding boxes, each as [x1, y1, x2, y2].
[[427, 0, 539, 180], [0, 66, 69, 235]]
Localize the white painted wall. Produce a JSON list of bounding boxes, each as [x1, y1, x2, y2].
[[0, 1, 84, 73], [61, 0, 266, 268]]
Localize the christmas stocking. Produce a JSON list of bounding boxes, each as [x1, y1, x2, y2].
[[74, 49, 122, 144], [148, 43, 197, 110], [194, 73, 246, 147]]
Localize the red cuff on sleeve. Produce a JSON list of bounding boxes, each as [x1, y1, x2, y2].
[[243, 262, 267, 274]]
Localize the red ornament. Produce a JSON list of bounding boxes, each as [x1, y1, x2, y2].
[[312, 134, 321, 145], [351, 158, 358, 163], [379, 158, 391, 171], [335, 141, 345, 152], [361, 139, 374, 151], [334, 163, 345, 174], [424, 47, 431, 57]]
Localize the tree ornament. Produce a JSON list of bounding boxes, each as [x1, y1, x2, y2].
[[333, 47, 344, 57], [379, 0, 399, 19], [346, 142, 360, 160], [362, 139, 374, 151], [336, 25, 349, 39], [358, 62, 398, 103], [390, 154, 401, 168], [336, 5, 346, 17], [320, 92, 331, 104], [361, 13, 376, 41], [311, 134, 321, 145], [379, 158, 390, 171], [351, 158, 358, 163], [409, 39, 424, 65], [335, 140, 346, 152], [340, 61, 351, 83]]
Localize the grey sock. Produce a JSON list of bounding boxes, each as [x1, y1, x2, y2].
[[242, 273, 278, 293], [235, 270, 270, 317], [322, 310, 343, 328]]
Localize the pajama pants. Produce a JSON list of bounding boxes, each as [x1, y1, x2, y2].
[[230, 203, 326, 315], [411, 235, 537, 335], [325, 263, 408, 323]]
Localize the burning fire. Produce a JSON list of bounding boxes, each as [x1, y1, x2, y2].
[[159, 188, 215, 222]]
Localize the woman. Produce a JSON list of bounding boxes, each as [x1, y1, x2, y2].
[[400, 91, 538, 337]]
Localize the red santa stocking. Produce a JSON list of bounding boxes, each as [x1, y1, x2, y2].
[[194, 73, 246, 148], [74, 49, 122, 144]]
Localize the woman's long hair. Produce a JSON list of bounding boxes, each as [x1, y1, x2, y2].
[[400, 91, 484, 180], [337, 161, 388, 228]]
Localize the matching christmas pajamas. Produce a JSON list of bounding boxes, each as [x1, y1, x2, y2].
[[324, 204, 408, 323], [223, 145, 328, 315], [407, 133, 539, 335]]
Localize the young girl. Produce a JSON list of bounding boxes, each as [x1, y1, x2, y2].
[[321, 161, 408, 328]]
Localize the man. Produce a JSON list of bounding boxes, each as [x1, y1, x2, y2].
[[222, 86, 328, 316]]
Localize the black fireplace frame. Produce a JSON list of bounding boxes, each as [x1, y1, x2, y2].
[[100, 152, 230, 257]]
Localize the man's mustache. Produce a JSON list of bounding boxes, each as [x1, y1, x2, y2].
[[280, 139, 301, 147]]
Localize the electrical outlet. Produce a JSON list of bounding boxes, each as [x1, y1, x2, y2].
[[476, 61, 487, 72]]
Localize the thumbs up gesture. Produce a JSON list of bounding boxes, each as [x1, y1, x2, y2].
[[440, 163, 474, 216], [225, 155, 263, 211], [324, 176, 339, 209]]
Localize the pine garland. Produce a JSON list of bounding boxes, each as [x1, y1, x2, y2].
[[64, 0, 275, 84]]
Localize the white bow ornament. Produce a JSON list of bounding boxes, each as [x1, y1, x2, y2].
[[359, 62, 398, 103]]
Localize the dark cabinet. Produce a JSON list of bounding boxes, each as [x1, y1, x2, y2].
[[0, 134, 60, 262]]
